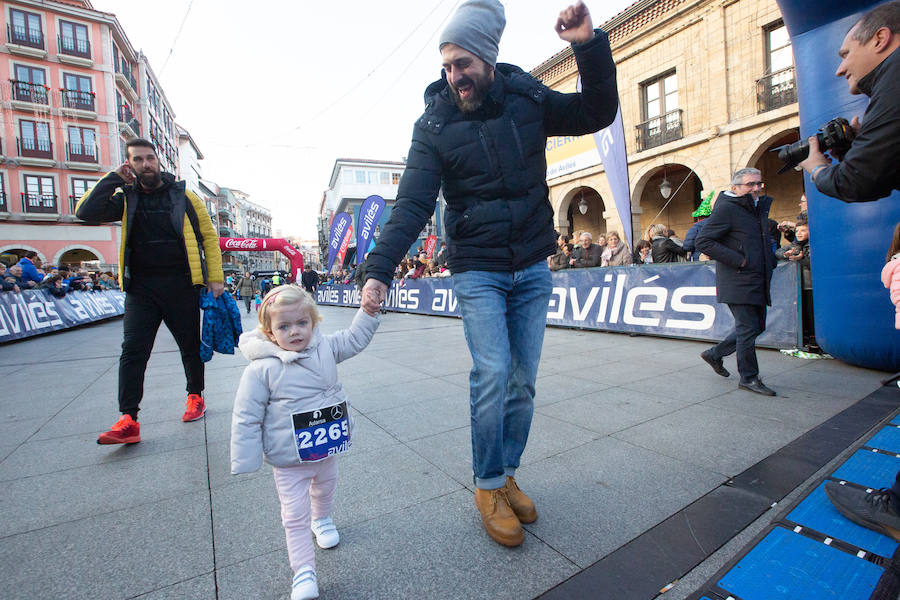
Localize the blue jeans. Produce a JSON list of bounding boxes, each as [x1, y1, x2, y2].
[[452, 262, 552, 490]]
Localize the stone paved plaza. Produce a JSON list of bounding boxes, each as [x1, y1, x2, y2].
[[0, 306, 889, 599]]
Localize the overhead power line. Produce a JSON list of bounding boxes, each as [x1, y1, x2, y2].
[[159, 0, 196, 76], [207, 0, 459, 149], [359, 0, 462, 119]]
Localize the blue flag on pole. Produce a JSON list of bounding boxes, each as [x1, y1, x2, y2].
[[592, 106, 633, 249], [355, 195, 386, 262], [327, 212, 352, 272], [576, 76, 632, 249]]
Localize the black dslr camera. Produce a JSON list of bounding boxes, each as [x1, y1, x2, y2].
[[775, 117, 855, 174]]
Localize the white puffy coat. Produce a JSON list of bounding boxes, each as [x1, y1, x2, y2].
[[230, 308, 379, 473]]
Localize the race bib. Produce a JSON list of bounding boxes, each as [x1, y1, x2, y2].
[[291, 402, 351, 462]]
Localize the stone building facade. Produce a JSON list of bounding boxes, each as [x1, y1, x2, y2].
[[533, 0, 804, 244]]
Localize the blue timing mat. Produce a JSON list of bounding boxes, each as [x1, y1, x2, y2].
[[864, 425, 900, 454], [832, 449, 900, 489], [691, 409, 900, 600], [716, 526, 882, 599], [787, 482, 898, 557], [778, 0, 900, 371]]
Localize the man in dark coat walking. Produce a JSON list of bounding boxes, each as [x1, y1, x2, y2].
[[301, 268, 318, 295], [361, 0, 618, 546], [696, 167, 777, 396]]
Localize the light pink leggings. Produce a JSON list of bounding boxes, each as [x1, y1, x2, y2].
[[272, 457, 338, 572]]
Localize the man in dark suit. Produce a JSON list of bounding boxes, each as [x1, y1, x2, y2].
[[696, 167, 777, 396]]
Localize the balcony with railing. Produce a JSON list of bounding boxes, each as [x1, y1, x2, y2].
[[115, 58, 138, 93], [635, 109, 684, 152], [757, 66, 797, 113], [7, 24, 43, 49], [10, 80, 49, 106], [66, 141, 97, 164], [61, 89, 96, 112], [218, 206, 234, 221], [58, 35, 91, 59], [17, 136, 53, 159], [22, 193, 57, 214], [117, 105, 141, 136]]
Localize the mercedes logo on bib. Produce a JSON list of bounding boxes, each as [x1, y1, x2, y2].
[[331, 405, 343, 419]]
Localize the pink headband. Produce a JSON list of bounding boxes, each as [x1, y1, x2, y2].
[[265, 291, 281, 306]]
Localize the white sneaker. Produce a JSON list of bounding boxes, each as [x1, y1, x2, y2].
[[311, 516, 340, 549], [291, 565, 318, 600]]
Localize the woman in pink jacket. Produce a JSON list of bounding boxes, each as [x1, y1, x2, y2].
[[884, 223, 900, 330]]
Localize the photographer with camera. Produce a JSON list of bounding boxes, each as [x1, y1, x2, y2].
[[797, 1, 899, 202]]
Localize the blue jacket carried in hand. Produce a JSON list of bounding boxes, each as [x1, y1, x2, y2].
[[200, 290, 242, 362]]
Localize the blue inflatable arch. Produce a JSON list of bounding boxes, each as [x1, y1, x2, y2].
[[778, 0, 900, 371]]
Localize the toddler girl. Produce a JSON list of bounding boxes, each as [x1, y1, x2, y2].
[[231, 285, 379, 599]]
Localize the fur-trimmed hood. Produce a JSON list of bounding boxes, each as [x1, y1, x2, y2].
[[238, 326, 324, 363]]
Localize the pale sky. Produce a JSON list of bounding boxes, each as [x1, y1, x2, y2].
[[92, 0, 635, 239]]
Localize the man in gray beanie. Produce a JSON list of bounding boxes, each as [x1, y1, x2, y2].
[[362, 0, 618, 547]]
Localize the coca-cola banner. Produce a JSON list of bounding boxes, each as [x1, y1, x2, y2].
[[355, 195, 385, 262], [424, 235, 438, 259], [222, 238, 263, 251], [327, 212, 352, 272], [0, 289, 125, 343], [218, 238, 305, 280]]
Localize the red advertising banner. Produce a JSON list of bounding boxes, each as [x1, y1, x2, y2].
[[424, 235, 438, 259], [335, 225, 354, 271]]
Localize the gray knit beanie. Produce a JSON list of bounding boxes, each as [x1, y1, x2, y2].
[[439, 0, 506, 67]]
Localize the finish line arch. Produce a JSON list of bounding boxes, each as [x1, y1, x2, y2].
[[219, 238, 304, 281]]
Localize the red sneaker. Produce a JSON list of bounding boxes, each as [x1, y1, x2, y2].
[[182, 394, 206, 422], [97, 414, 141, 444]]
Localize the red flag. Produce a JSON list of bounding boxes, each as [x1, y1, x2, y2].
[[424, 235, 438, 259]]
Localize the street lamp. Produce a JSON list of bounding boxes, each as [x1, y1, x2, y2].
[[659, 177, 672, 199], [578, 190, 588, 215], [659, 166, 672, 199]]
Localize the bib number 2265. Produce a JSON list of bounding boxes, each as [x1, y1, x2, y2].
[[291, 402, 351, 462]]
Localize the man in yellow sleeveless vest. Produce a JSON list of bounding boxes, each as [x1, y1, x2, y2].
[[76, 138, 224, 444]]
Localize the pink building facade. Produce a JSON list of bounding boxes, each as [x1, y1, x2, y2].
[[0, 0, 159, 272]]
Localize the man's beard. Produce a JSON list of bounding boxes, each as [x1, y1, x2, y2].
[[138, 169, 162, 189], [449, 71, 492, 112]]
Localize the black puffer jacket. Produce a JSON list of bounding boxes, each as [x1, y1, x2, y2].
[[696, 192, 777, 306], [365, 31, 618, 284]]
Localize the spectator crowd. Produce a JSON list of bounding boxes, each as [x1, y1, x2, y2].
[[1, 251, 120, 298]]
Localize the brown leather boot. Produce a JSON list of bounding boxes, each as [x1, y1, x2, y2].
[[474, 487, 524, 547], [504, 476, 538, 523]]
